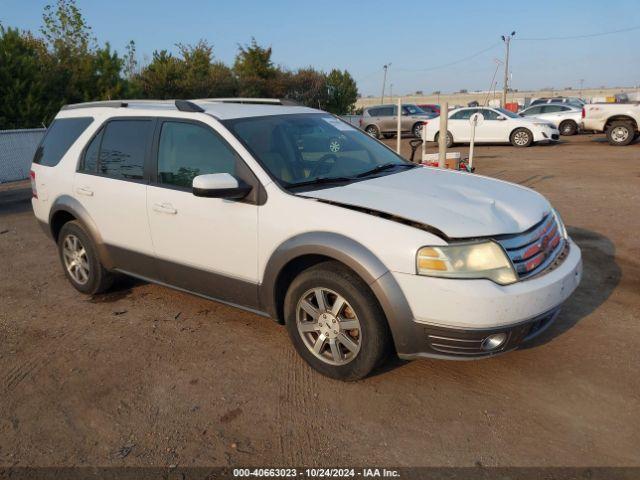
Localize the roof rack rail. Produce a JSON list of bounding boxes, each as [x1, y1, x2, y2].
[[199, 97, 301, 106], [61, 100, 128, 110], [175, 100, 205, 113]]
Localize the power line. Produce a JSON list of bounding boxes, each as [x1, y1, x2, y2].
[[516, 25, 640, 41], [394, 42, 501, 73]]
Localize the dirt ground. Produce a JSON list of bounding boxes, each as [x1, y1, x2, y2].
[[1, 134, 639, 468]]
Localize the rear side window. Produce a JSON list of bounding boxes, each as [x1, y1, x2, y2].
[[33, 117, 93, 167], [97, 120, 153, 180]]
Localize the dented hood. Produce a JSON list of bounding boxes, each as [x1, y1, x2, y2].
[[299, 167, 550, 239]]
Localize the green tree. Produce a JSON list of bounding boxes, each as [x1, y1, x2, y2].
[[233, 38, 276, 97], [0, 27, 53, 128], [136, 50, 184, 99], [284, 68, 328, 108], [325, 69, 358, 114], [177, 41, 237, 98]]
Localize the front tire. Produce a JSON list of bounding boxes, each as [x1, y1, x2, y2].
[[365, 125, 380, 139], [606, 121, 635, 146], [284, 261, 390, 381], [559, 120, 578, 136], [58, 221, 113, 295], [510, 128, 533, 147]]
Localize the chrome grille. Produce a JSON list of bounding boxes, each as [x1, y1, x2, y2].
[[497, 214, 566, 279]]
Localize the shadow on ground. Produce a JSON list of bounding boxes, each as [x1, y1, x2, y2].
[[522, 226, 621, 348]]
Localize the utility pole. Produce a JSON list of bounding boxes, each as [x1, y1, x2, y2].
[[381, 63, 391, 104], [501, 32, 516, 107]]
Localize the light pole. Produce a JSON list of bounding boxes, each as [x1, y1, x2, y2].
[[501, 31, 516, 107], [381, 63, 391, 104], [390, 83, 393, 99]]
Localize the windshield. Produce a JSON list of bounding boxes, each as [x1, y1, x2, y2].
[[494, 107, 520, 119], [224, 113, 412, 189]]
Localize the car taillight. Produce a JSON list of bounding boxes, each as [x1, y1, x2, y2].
[[581, 107, 585, 118], [29, 170, 37, 198]]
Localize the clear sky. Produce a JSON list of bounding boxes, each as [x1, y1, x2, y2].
[[2, 0, 639, 95]]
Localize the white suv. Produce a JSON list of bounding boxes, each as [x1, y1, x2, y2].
[[31, 99, 582, 381]]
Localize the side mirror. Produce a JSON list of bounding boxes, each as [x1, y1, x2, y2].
[[192, 173, 252, 199], [497, 116, 507, 121]]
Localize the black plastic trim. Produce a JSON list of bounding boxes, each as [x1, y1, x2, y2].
[[175, 100, 205, 113]]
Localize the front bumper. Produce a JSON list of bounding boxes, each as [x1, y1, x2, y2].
[[534, 126, 560, 142], [373, 239, 582, 360], [398, 307, 560, 360]]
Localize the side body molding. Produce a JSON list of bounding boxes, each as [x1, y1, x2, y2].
[[259, 232, 416, 353], [48, 195, 115, 269]]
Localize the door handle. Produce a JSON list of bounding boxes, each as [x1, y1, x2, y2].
[[75, 186, 94, 196], [153, 202, 177, 215]]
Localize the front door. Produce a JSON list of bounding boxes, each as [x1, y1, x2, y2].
[[145, 119, 260, 309]]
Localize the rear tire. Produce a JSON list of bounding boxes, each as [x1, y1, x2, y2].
[[365, 125, 380, 139], [510, 128, 533, 147], [606, 121, 635, 146], [57, 221, 113, 295], [284, 261, 390, 381], [412, 122, 424, 138], [434, 131, 453, 148], [559, 120, 578, 136]]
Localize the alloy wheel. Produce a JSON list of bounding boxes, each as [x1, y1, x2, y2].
[[62, 234, 90, 285], [296, 287, 362, 366], [513, 131, 529, 146]]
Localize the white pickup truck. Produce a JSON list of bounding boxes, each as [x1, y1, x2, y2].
[[581, 103, 640, 146]]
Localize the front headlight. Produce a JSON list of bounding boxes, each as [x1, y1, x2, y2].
[[417, 241, 517, 285]]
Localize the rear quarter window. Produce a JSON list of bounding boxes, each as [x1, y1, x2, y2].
[[33, 117, 93, 167]]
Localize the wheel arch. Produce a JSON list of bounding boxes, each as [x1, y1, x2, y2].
[[48, 195, 115, 269], [605, 115, 638, 131], [260, 232, 391, 323]]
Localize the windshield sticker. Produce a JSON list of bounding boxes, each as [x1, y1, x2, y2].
[[322, 117, 354, 131]]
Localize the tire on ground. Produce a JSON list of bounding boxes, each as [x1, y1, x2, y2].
[[510, 127, 534, 147], [284, 260, 391, 381], [606, 121, 636, 146], [559, 120, 578, 136], [57, 220, 114, 295]]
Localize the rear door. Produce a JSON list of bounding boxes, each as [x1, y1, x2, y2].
[[74, 117, 156, 276], [447, 108, 477, 142], [379, 106, 396, 133]]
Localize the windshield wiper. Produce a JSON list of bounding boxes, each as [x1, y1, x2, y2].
[[355, 162, 417, 178], [286, 176, 354, 189]]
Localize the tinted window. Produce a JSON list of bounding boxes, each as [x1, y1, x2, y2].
[[378, 107, 394, 116], [99, 120, 152, 180], [81, 129, 102, 173], [542, 105, 562, 113], [33, 117, 93, 167], [480, 109, 500, 120], [157, 122, 237, 188], [522, 106, 542, 115], [450, 108, 478, 120], [367, 108, 380, 116]]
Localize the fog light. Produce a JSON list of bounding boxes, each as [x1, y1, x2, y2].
[[481, 333, 507, 351]]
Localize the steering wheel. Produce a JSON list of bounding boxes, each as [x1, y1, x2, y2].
[[310, 153, 338, 177]]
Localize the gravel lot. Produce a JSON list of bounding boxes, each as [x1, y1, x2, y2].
[[1, 134, 639, 468]]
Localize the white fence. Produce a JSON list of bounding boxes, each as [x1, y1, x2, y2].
[[0, 128, 46, 183]]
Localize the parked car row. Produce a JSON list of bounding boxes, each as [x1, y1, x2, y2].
[[423, 107, 559, 148], [359, 104, 436, 139]]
